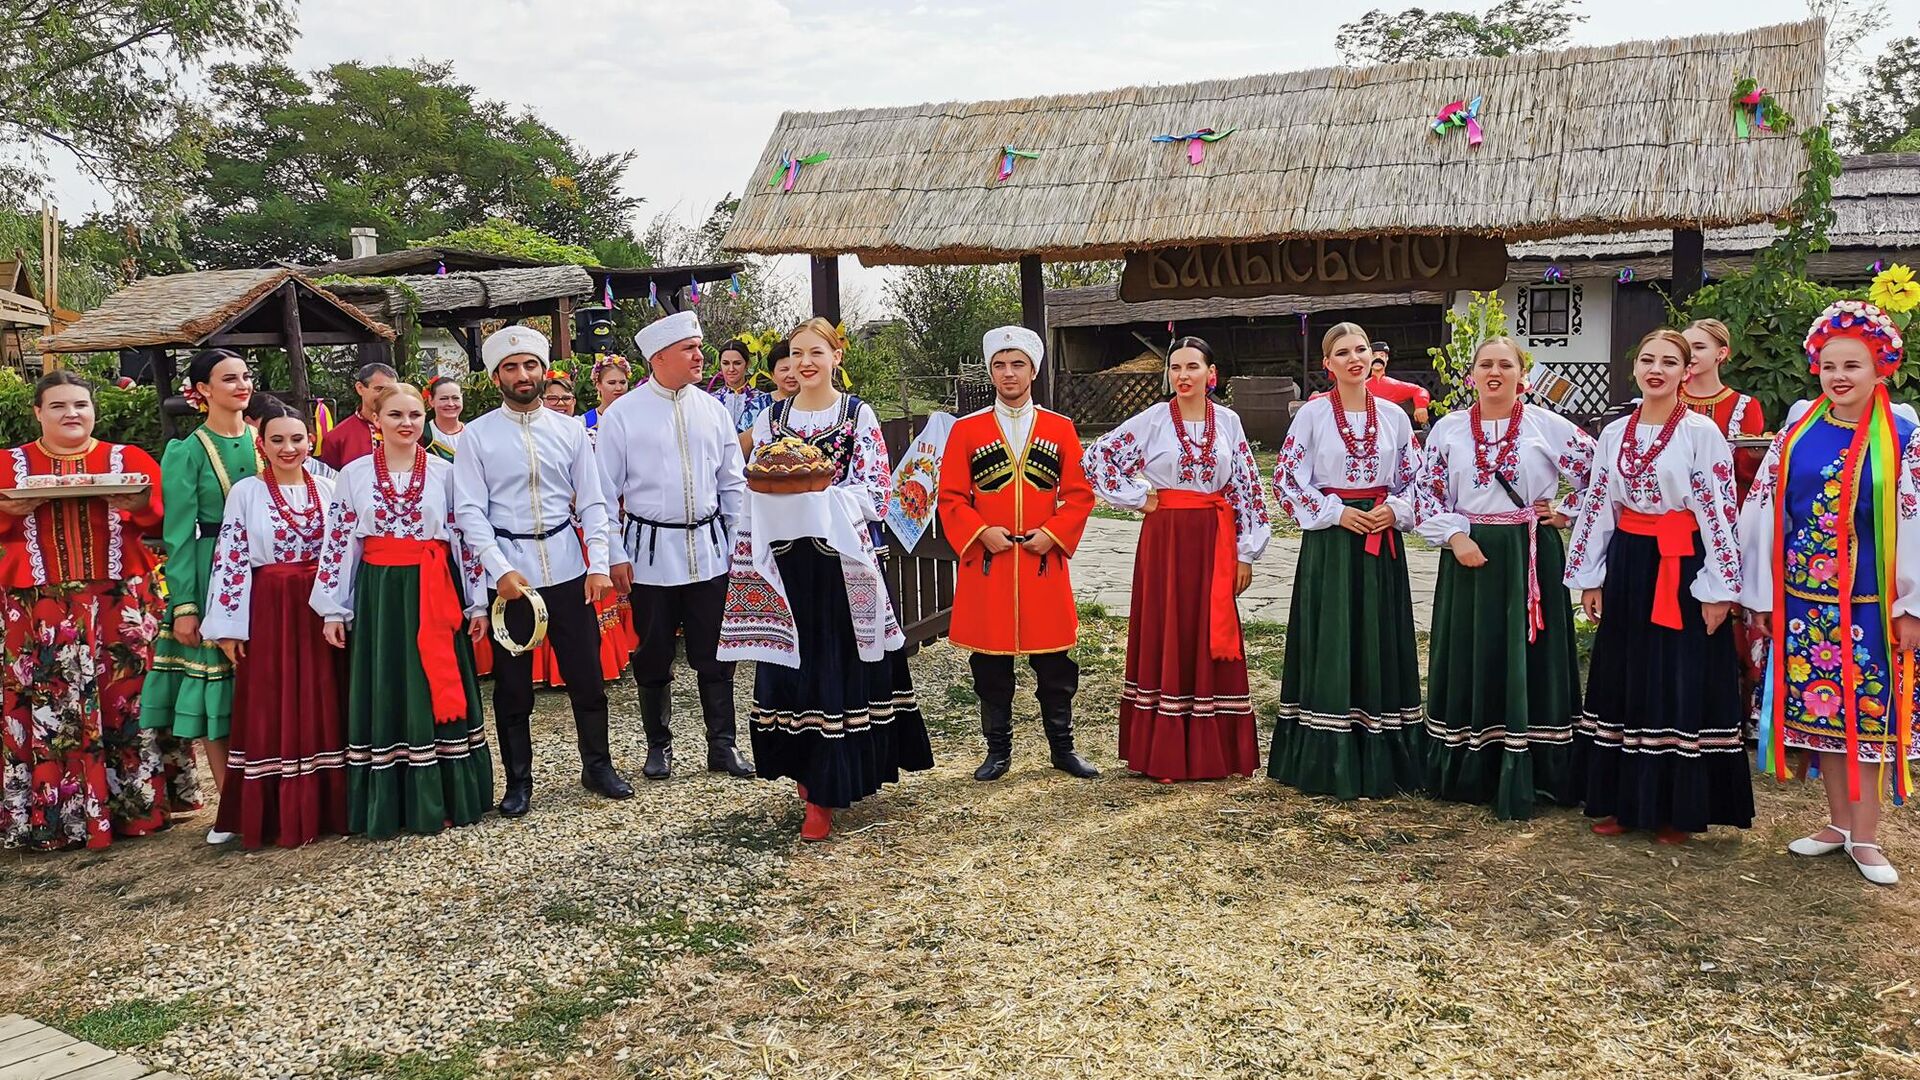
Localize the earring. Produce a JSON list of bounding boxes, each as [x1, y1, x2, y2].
[[1206, 371, 1218, 391], [1519, 380, 1531, 395]]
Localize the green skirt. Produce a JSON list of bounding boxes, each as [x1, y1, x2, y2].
[[345, 562, 493, 839], [1424, 522, 1582, 820], [1270, 505, 1425, 799], [141, 537, 233, 740]]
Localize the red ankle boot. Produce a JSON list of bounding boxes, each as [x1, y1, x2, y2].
[[801, 801, 832, 842], [1590, 817, 1628, 837]]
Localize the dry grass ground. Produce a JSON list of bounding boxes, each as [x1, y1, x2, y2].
[[3, 614, 1919, 1079]]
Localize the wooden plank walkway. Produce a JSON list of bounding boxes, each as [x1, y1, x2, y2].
[[0, 1016, 184, 1080]]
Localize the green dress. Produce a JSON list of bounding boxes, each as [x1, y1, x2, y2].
[[141, 427, 257, 741]]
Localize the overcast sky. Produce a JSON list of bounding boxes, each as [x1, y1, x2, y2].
[[43, 0, 1906, 308]]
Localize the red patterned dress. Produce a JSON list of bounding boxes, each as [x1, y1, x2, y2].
[[0, 439, 182, 850], [1682, 386, 1769, 696]]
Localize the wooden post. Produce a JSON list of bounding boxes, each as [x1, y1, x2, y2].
[[156, 350, 179, 441], [1018, 255, 1050, 409], [553, 296, 574, 363], [810, 255, 841, 324], [280, 283, 311, 408], [1671, 228, 1705, 308]]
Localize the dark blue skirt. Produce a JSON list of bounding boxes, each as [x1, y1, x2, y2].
[[750, 540, 933, 808]]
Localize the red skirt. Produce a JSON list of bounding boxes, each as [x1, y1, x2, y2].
[[1119, 502, 1258, 781], [530, 593, 635, 687], [215, 562, 348, 848]]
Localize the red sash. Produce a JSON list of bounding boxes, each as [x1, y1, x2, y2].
[[362, 537, 467, 724], [1327, 486, 1395, 558], [1617, 509, 1697, 631], [1155, 489, 1241, 661]]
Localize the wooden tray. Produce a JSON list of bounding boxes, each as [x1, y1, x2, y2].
[[1729, 436, 1776, 450]]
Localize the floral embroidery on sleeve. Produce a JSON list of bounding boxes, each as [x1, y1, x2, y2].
[[1226, 438, 1272, 534], [317, 503, 357, 590], [1270, 432, 1331, 528], [210, 519, 251, 617], [1694, 462, 1742, 590], [1903, 429, 1920, 521], [1415, 438, 1452, 523], [1564, 461, 1612, 573]]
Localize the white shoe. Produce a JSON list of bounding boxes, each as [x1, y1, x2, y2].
[[1844, 840, 1899, 886], [1788, 824, 1849, 857], [206, 829, 237, 846]]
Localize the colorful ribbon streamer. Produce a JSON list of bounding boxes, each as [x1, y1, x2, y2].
[[689, 279, 702, 305], [1542, 266, 1565, 283], [435, 261, 447, 276], [728, 273, 742, 297], [1432, 97, 1483, 146], [602, 277, 614, 309], [1734, 88, 1770, 139], [1152, 128, 1236, 166], [997, 146, 1040, 182], [1617, 268, 1635, 284], [768, 151, 830, 192], [647, 280, 659, 308]]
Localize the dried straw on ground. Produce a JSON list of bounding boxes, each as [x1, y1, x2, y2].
[[724, 20, 1825, 266], [36, 268, 393, 353]]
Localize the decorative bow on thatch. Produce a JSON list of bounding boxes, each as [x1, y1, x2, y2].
[[1730, 77, 1792, 139], [768, 151, 830, 192], [1152, 128, 1235, 165], [1432, 96, 1483, 146], [1542, 266, 1565, 283], [997, 146, 1039, 182]]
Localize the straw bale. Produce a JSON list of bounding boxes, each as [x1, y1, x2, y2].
[[723, 20, 1826, 265], [38, 268, 393, 353]]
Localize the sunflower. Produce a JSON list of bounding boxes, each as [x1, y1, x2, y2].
[[1869, 263, 1920, 315]]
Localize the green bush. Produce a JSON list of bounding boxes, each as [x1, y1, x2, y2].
[[0, 369, 164, 452], [1685, 276, 1855, 424]]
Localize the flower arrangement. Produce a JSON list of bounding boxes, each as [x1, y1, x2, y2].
[[1868, 263, 1919, 318]]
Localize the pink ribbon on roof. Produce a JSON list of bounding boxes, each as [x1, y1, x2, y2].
[[1152, 128, 1235, 166], [1433, 97, 1483, 146]]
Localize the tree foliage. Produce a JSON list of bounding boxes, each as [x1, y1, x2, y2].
[[882, 266, 1023, 378], [1837, 35, 1920, 154], [1334, 0, 1584, 64], [0, 0, 295, 215], [425, 219, 601, 266], [183, 60, 643, 267]]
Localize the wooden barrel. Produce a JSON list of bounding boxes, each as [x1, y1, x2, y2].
[[1228, 376, 1298, 449]]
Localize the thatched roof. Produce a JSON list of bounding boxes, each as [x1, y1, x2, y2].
[[1047, 285, 1447, 328], [1508, 152, 1920, 266], [39, 268, 393, 353], [723, 20, 1825, 265], [326, 264, 595, 325]]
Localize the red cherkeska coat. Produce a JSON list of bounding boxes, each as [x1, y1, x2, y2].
[[937, 406, 1094, 656]]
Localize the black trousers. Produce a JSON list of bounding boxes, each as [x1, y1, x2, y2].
[[629, 575, 734, 689], [970, 650, 1079, 713], [491, 574, 610, 766]]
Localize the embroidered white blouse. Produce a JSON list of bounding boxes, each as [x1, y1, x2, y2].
[[200, 473, 335, 642], [1272, 394, 1420, 532], [1082, 401, 1273, 563], [1414, 405, 1595, 545], [1563, 410, 1741, 602], [748, 395, 893, 522], [310, 454, 485, 625]]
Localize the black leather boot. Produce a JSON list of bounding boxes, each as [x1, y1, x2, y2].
[[640, 684, 673, 780], [496, 714, 533, 817], [576, 713, 633, 800], [1041, 699, 1099, 778], [974, 699, 1014, 781], [699, 681, 754, 778]]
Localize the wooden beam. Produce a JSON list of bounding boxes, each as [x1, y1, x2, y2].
[[280, 283, 311, 408], [553, 295, 574, 363], [810, 256, 841, 325], [155, 351, 178, 441], [1670, 228, 1705, 308], [206, 330, 370, 347], [1019, 256, 1049, 409]]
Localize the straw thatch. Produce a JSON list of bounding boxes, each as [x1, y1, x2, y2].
[[38, 268, 393, 353], [723, 20, 1825, 265]]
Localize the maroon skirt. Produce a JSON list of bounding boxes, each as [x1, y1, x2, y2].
[[1118, 502, 1259, 781], [215, 561, 349, 848]]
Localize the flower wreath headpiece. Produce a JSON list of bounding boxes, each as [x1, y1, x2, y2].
[[1803, 299, 1904, 377]]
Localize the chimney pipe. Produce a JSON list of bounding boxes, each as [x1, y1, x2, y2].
[[348, 227, 377, 260]]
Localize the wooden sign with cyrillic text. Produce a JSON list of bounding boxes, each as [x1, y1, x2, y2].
[[1119, 235, 1508, 300]]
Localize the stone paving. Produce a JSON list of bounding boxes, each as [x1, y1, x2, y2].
[[1071, 516, 1443, 630]]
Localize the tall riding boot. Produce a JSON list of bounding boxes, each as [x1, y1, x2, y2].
[[576, 712, 634, 800], [640, 684, 673, 780], [974, 699, 1014, 781], [496, 714, 534, 817], [1041, 699, 1100, 778], [699, 680, 754, 778]]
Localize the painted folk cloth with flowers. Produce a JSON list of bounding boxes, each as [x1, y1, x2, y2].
[[0, 439, 180, 849], [1738, 405, 1920, 761]]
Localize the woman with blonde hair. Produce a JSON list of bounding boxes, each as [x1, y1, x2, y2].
[[311, 382, 493, 837], [1415, 337, 1597, 818], [1565, 329, 1751, 843], [721, 317, 932, 842], [1269, 323, 1424, 799], [1084, 335, 1272, 782], [1680, 319, 1768, 498]]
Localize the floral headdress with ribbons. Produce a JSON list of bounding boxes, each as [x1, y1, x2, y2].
[[1762, 298, 1912, 804], [590, 354, 632, 384]]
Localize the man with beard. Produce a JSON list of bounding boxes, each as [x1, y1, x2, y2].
[[452, 325, 629, 817], [936, 326, 1098, 780], [597, 310, 752, 780]]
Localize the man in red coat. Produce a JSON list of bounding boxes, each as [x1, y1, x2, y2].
[[937, 326, 1097, 781], [318, 361, 396, 469]]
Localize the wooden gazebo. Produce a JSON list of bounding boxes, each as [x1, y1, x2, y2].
[[0, 253, 50, 372], [36, 268, 394, 438]]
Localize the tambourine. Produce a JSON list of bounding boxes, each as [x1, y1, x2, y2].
[[490, 586, 550, 657]]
